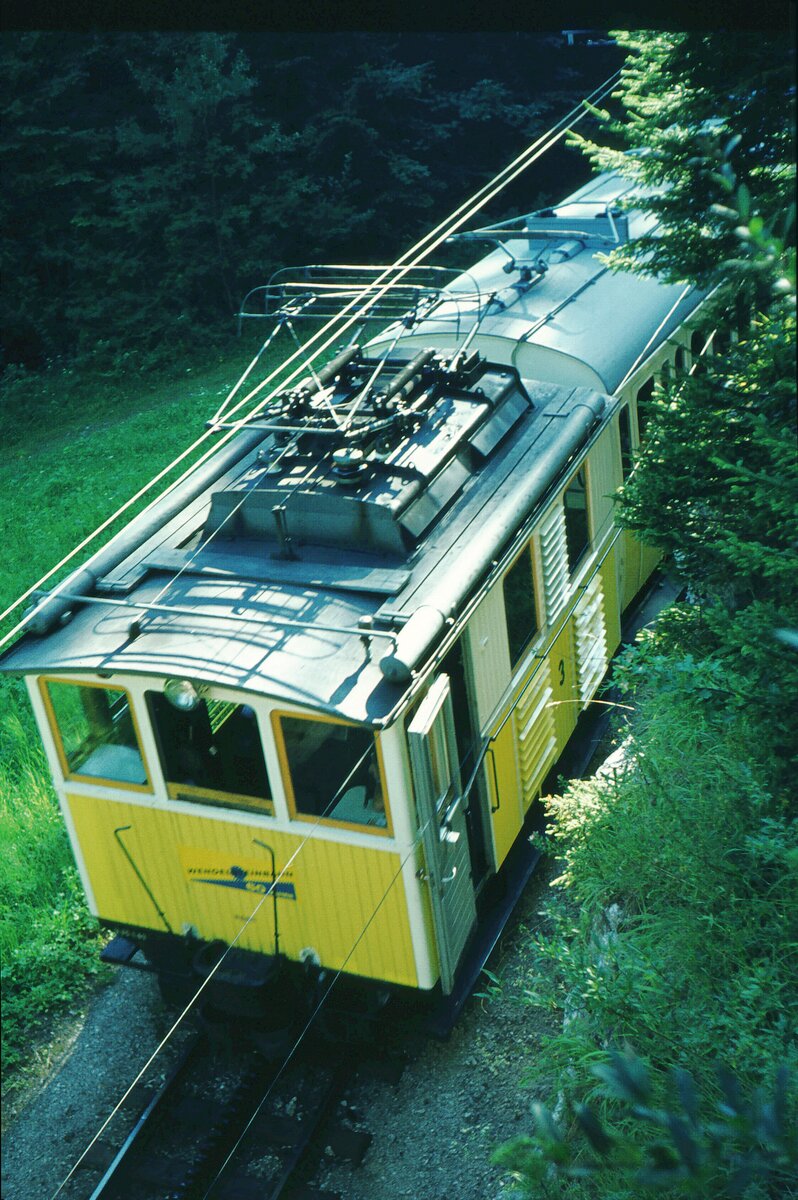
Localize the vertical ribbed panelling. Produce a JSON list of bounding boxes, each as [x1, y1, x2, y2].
[[67, 795, 203, 935], [539, 503, 569, 625], [66, 794, 418, 987], [295, 837, 408, 981], [485, 718, 522, 868], [513, 660, 557, 810], [466, 587, 512, 727], [546, 619, 578, 748], [600, 550, 622, 659], [573, 574, 608, 706]]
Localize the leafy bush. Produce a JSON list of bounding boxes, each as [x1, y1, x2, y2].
[[495, 1048, 797, 1198], [493, 28, 797, 1199], [493, 652, 798, 1197]]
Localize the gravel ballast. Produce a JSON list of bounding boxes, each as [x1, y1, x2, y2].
[[2, 861, 559, 1200]]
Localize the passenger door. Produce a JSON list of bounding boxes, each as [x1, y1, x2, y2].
[[408, 675, 477, 993]]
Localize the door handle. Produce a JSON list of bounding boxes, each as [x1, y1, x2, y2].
[[441, 829, 459, 883]]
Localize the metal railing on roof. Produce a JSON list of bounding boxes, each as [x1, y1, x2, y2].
[[238, 264, 484, 339]]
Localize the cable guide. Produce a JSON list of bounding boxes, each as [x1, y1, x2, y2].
[[238, 263, 483, 333]]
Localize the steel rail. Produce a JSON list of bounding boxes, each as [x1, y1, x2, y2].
[[88, 1033, 206, 1199], [85, 1026, 358, 1200], [205, 1051, 353, 1200]]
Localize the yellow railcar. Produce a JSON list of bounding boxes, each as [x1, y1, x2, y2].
[[2, 170, 712, 1024]]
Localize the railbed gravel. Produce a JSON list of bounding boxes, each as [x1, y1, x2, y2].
[[2, 861, 560, 1200]]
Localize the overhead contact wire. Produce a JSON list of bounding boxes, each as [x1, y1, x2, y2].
[[46, 80, 624, 1194], [1, 69, 620, 647], [48, 739, 384, 1200], [202, 800, 447, 1199]]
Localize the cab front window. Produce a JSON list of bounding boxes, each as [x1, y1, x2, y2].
[[276, 715, 388, 831], [146, 692, 273, 814], [42, 679, 148, 788]]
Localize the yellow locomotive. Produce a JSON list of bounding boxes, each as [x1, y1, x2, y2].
[[1, 170, 709, 1025]]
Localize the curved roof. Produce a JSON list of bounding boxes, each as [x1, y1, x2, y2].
[[1, 376, 609, 725], [368, 170, 706, 393], [2, 169, 705, 722]]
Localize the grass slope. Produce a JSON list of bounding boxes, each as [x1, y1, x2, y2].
[[0, 339, 280, 1087]]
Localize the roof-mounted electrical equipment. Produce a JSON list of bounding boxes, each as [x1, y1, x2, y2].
[[204, 348, 533, 558]]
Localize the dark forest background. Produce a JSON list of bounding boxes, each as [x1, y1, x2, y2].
[[0, 31, 621, 370]]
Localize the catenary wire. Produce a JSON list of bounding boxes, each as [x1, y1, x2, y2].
[[50, 467, 631, 1196], [0, 68, 620, 648], [46, 76, 627, 1193], [49, 731, 384, 1199], [202, 831, 432, 1199], [9, 72, 624, 648]]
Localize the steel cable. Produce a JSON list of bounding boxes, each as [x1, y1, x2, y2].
[[2, 69, 620, 649], [45, 77, 627, 1196]]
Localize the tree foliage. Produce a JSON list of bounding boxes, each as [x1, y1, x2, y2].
[[573, 31, 798, 773], [569, 31, 795, 295], [492, 644, 798, 1198], [494, 31, 797, 1200], [0, 31, 619, 369]]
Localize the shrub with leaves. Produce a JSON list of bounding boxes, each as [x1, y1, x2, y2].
[[491, 649, 798, 1198], [489, 28, 798, 1200], [495, 1048, 797, 1198]]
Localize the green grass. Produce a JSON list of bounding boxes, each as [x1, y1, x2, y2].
[[0, 317, 386, 620], [0, 708, 110, 1082], [1, 336, 274, 615], [0, 334, 291, 1085]]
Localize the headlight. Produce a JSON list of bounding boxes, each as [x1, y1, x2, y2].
[[163, 679, 201, 711]]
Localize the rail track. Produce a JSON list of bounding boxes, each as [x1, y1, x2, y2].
[[70, 1021, 379, 1200]]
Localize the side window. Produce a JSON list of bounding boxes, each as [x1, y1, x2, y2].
[[674, 346, 686, 372], [42, 679, 148, 788], [618, 404, 633, 478], [713, 329, 730, 357], [440, 637, 478, 778], [147, 692, 273, 813], [691, 330, 707, 374], [636, 377, 655, 442], [502, 544, 539, 670], [276, 715, 388, 831], [564, 469, 590, 575], [691, 330, 706, 358], [735, 296, 751, 339]]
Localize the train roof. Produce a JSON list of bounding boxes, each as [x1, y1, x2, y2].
[[2, 351, 610, 725], [368, 170, 705, 392], [3, 169, 705, 723]]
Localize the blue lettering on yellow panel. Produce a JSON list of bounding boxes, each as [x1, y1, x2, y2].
[[191, 865, 297, 900]]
